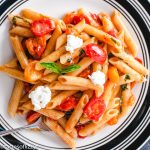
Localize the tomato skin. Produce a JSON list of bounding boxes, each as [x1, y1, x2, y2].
[[84, 43, 107, 64], [83, 97, 106, 121], [135, 57, 143, 64], [76, 125, 87, 138], [26, 111, 41, 124], [63, 13, 75, 24], [24, 61, 43, 82], [73, 15, 90, 25], [31, 19, 55, 37], [90, 13, 102, 25], [56, 96, 78, 111], [107, 29, 117, 38]]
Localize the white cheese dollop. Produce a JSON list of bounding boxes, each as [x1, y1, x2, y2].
[[88, 71, 105, 86], [29, 86, 51, 111], [65, 35, 83, 53]]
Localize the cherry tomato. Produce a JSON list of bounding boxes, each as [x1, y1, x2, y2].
[[76, 125, 87, 138], [90, 13, 102, 25], [31, 19, 55, 37], [84, 43, 107, 64], [24, 61, 43, 82], [26, 111, 41, 124], [83, 97, 106, 121], [25, 36, 46, 59], [107, 29, 117, 38], [73, 15, 90, 25], [56, 96, 78, 111], [135, 57, 143, 64]]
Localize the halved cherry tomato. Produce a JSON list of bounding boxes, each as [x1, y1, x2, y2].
[[135, 57, 143, 64], [84, 43, 107, 64], [25, 36, 46, 59], [56, 96, 78, 111], [26, 111, 41, 124], [24, 61, 43, 82], [107, 29, 117, 38], [83, 97, 106, 121], [63, 13, 75, 24], [79, 67, 91, 78], [76, 125, 87, 138], [90, 13, 102, 25], [73, 15, 90, 25], [31, 19, 55, 37]]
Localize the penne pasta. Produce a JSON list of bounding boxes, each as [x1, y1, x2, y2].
[[55, 33, 67, 50], [35, 45, 66, 70], [112, 51, 149, 75], [65, 94, 89, 133], [8, 80, 24, 117], [10, 35, 28, 69], [40, 73, 59, 83], [58, 117, 77, 138], [42, 25, 62, 57], [4, 57, 18, 68], [46, 90, 77, 109], [49, 81, 88, 91], [44, 118, 76, 148], [112, 11, 138, 56], [119, 74, 134, 85], [10, 26, 34, 37], [109, 57, 142, 82]]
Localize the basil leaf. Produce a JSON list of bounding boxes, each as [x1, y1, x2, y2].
[[121, 84, 128, 91], [40, 62, 62, 74], [124, 74, 130, 81], [61, 65, 80, 74]]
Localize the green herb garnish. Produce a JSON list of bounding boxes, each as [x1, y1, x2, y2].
[[67, 58, 72, 63], [121, 84, 128, 91], [110, 37, 117, 44], [124, 74, 130, 81], [41, 62, 80, 74]]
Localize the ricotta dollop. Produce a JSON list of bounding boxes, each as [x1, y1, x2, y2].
[[29, 86, 51, 111], [88, 71, 106, 86], [65, 35, 83, 53]]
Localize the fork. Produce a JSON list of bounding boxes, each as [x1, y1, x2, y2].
[[0, 118, 50, 136]]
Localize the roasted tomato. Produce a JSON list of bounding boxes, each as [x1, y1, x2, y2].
[[72, 15, 90, 25], [90, 13, 102, 25], [26, 111, 41, 124], [84, 43, 107, 64], [76, 125, 87, 138], [107, 29, 117, 38], [56, 96, 78, 111], [31, 19, 55, 36], [135, 57, 143, 64], [83, 97, 106, 121], [63, 13, 75, 24], [25, 36, 46, 59], [24, 61, 43, 82]]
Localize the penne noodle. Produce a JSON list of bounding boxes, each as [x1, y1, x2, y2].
[[58, 75, 103, 97], [58, 117, 77, 138], [73, 19, 86, 33], [8, 80, 24, 117], [79, 115, 91, 124], [0, 66, 36, 84], [78, 32, 90, 41], [92, 62, 102, 72], [40, 73, 59, 83], [84, 24, 122, 50], [83, 90, 93, 99], [49, 81, 88, 91], [60, 37, 95, 64], [44, 118, 76, 148], [19, 93, 30, 106], [4, 57, 18, 68], [55, 33, 67, 50], [10, 35, 28, 69], [22, 101, 64, 120], [112, 51, 149, 75], [42, 25, 62, 57], [109, 57, 142, 82], [112, 11, 138, 56], [119, 74, 134, 85], [79, 108, 119, 136], [67, 57, 94, 76], [65, 94, 89, 133], [43, 69, 52, 76], [10, 26, 33, 37], [46, 90, 77, 109], [8, 14, 32, 28], [107, 97, 120, 110], [35, 45, 66, 70]]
